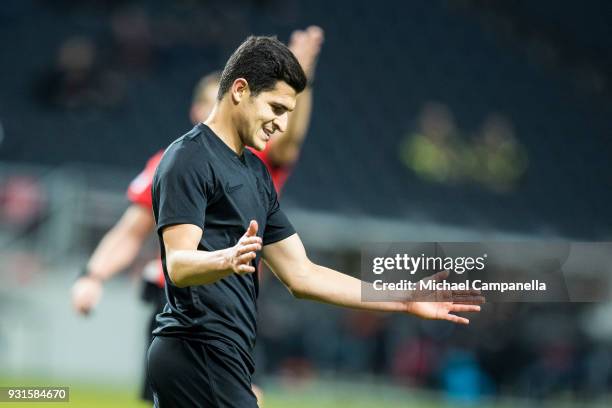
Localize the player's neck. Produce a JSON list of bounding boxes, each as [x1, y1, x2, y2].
[[204, 103, 245, 156]]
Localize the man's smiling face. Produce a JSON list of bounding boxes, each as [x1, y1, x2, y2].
[[236, 80, 297, 151]]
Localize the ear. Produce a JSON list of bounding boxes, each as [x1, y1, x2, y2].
[[231, 78, 249, 104]]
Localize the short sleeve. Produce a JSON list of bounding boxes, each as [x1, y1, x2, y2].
[[126, 151, 163, 209], [153, 143, 211, 233], [263, 177, 296, 245]]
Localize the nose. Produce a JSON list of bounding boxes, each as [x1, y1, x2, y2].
[[273, 112, 289, 133]]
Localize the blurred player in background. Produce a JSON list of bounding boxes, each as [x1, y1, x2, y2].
[[70, 26, 324, 403]]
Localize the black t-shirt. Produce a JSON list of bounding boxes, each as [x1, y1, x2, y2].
[[151, 123, 295, 374]]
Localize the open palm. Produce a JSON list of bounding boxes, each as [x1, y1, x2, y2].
[[404, 271, 485, 325]]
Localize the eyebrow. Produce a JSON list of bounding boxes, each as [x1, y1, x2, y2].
[[271, 102, 294, 113]]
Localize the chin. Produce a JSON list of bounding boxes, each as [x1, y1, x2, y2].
[[248, 135, 267, 151], [250, 141, 266, 151], [241, 133, 264, 151]]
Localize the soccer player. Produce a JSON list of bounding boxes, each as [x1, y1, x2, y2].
[[71, 26, 324, 403], [147, 35, 483, 408]]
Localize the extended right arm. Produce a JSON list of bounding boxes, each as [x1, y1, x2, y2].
[[87, 204, 155, 280]]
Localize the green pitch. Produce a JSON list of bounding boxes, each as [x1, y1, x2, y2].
[[0, 377, 435, 408], [1, 377, 607, 408]]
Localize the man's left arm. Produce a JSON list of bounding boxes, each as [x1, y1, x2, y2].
[[263, 234, 484, 324]]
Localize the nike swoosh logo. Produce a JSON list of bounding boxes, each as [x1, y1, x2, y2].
[[226, 182, 243, 193]]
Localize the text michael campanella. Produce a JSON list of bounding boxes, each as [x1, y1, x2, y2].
[[370, 254, 546, 292]]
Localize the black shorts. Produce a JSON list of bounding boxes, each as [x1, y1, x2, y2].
[[147, 336, 258, 408]]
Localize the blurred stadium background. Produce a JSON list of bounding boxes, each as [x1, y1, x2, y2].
[[1, 0, 611, 406]]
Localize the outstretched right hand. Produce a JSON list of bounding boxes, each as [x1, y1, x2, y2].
[[224, 220, 262, 275], [71, 276, 103, 316], [403, 271, 485, 325]]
